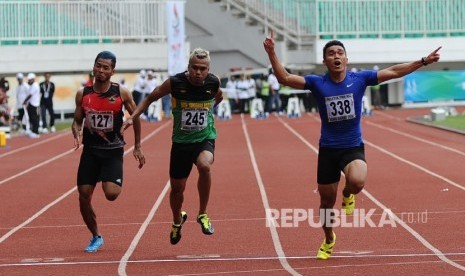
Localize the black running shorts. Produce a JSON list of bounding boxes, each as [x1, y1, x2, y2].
[[317, 144, 366, 185], [77, 147, 124, 186], [169, 139, 215, 179]]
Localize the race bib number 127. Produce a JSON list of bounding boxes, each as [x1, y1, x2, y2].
[[86, 110, 113, 131]]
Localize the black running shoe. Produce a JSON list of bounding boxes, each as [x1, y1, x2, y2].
[[170, 211, 187, 245]]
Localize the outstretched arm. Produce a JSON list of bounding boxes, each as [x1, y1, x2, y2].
[[121, 79, 171, 134], [263, 29, 306, 89], [377, 46, 442, 84], [121, 86, 145, 169]]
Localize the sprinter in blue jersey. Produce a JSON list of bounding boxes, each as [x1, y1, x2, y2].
[[263, 30, 441, 260]]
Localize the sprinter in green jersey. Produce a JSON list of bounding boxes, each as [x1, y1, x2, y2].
[[122, 48, 223, 245]]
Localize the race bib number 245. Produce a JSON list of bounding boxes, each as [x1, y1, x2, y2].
[[181, 108, 208, 131]]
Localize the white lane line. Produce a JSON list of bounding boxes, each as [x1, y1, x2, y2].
[[0, 132, 70, 158], [0, 122, 171, 244], [2, 252, 465, 267], [373, 111, 405, 121], [117, 180, 170, 276], [0, 148, 76, 186], [362, 188, 465, 271], [118, 121, 172, 276], [366, 120, 465, 156], [0, 187, 77, 243], [240, 114, 301, 276], [366, 140, 465, 191], [278, 117, 465, 271]]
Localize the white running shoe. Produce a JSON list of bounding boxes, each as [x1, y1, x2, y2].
[[28, 132, 40, 139]]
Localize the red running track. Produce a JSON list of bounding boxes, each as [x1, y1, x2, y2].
[[0, 107, 464, 275]]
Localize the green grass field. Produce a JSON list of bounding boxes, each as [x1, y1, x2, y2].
[[431, 114, 465, 132], [54, 120, 72, 131]]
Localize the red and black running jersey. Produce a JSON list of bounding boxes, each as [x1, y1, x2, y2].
[[81, 83, 125, 149]]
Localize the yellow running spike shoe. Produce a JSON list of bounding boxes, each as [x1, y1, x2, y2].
[[342, 194, 355, 215], [197, 213, 214, 235], [316, 232, 336, 260], [170, 211, 187, 245]]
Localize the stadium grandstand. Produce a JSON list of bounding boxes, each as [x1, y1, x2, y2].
[[0, 0, 464, 112]]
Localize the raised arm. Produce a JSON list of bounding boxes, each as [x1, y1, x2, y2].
[[377, 46, 442, 84], [263, 30, 306, 89]]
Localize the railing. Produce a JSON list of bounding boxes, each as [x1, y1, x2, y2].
[[224, 0, 465, 41], [0, 0, 167, 46]]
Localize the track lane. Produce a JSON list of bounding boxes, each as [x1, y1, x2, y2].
[[0, 121, 175, 275], [1, 108, 464, 275], [279, 112, 465, 274], [123, 117, 294, 275]]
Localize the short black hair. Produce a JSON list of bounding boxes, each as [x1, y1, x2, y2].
[[95, 51, 117, 68], [323, 40, 346, 59]]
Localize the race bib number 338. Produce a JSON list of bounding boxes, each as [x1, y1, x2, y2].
[[86, 110, 113, 131], [325, 93, 356, 122], [181, 108, 208, 131]]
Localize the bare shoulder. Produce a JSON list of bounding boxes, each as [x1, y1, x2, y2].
[[117, 83, 132, 101], [75, 87, 84, 100]]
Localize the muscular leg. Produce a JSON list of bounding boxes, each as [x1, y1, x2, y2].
[[195, 150, 214, 215], [102, 181, 122, 201], [342, 160, 367, 197], [78, 184, 100, 236], [170, 178, 187, 224], [318, 182, 338, 243]]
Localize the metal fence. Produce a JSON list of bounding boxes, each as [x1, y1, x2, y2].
[[0, 0, 167, 46], [228, 0, 465, 40]]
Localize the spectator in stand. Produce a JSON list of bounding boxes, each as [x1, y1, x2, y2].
[[235, 74, 250, 114], [15, 73, 29, 133], [0, 77, 9, 92], [259, 75, 269, 111], [132, 69, 146, 106], [266, 68, 281, 114], [160, 74, 172, 118], [247, 74, 257, 109], [225, 75, 237, 113], [0, 78, 10, 126], [23, 73, 41, 138], [143, 70, 159, 119], [39, 72, 56, 133]]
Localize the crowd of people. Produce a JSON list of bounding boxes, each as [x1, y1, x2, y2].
[[0, 72, 57, 138], [131, 69, 171, 119], [224, 68, 318, 116]]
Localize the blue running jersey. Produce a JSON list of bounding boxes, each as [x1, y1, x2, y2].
[[304, 71, 378, 148]]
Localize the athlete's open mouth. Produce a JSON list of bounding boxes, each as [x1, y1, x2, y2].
[[334, 60, 341, 66]]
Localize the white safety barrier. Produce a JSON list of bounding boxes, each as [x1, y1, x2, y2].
[[147, 99, 163, 122], [250, 98, 267, 119], [286, 97, 301, 118], [217, 101, 232, 120]]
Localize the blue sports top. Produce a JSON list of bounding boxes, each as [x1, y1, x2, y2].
[[304, 70, 378, 148]]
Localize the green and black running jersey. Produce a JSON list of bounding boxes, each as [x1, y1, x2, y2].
[[170, 72, 220, 143]]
